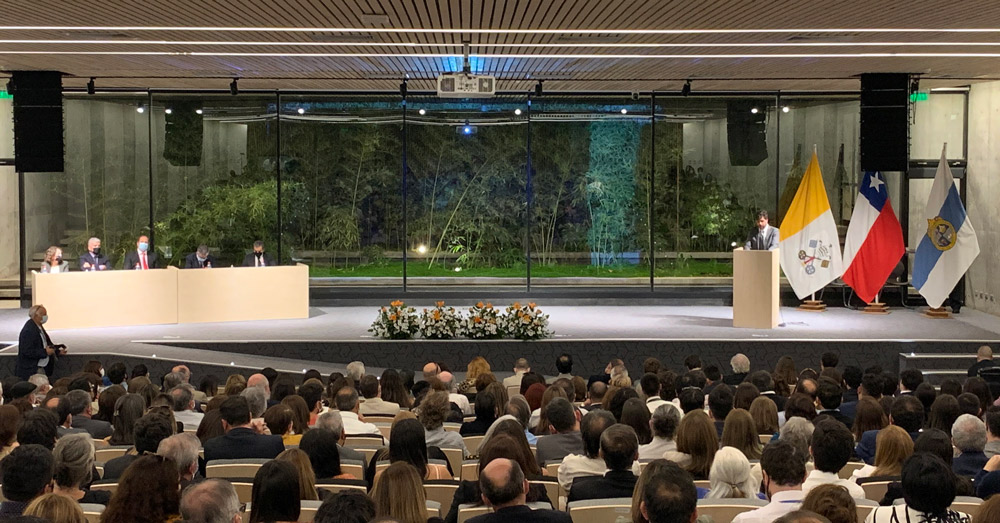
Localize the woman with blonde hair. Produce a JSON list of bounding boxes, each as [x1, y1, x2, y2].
[[705, 447, 762, 500], [276, 448, 323, 501], [223, 374, 247, 396], [665, 410, 718, 480], [720, 409, 763, 460], [371, 462, 432, 523], [456, 356, 493, 394], [852, 425, 914, 481], [749, 396, 779, 436], [40, 246, 69, 274], [25, 493, 87, 523]]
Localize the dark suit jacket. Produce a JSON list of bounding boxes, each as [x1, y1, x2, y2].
[[241, 252, 276, 267], [839, 400, 859, 421], [444, 479, 551, 523], [16, 319, 55, 380], [184, 253, 217, 269], [969, 360, 997, 377], [466, 505, 571, 523], [203, 427, 284, 462], [71, 416, 114, 439], [745, 225, 779, 251], [101, 454, 139, 481], [723, 372, 748, 386], [78, 252, 111, 271], [856, 429, 920, 464], [953, 451, 989, 478], [817, 409, 854, 429], [714, 419, 726, 439], [760, 392, 787, 412], [122, 250, 159, 270], [567, 470, 638, 503]]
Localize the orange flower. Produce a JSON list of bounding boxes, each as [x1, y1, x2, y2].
[[512, 302, 521, 309], [433, 310, 441, 320], [381, 306, 387, 312], [528, 302, 537, 310], [436, 301, 445, 307], [476, 301, 484, 308], [474, 317, 482, 323], [388, 314, 397, 321], [486, 303, 493, 309], [390, 300, 403, 307]]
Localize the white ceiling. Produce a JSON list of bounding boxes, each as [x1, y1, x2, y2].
[[2, 0, 1000, 91]]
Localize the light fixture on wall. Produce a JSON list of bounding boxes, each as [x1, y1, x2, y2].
[[681, 79, 692, 97], [418, 108, 426, 115], [514, 108, 522, 115], [86, 77, 95, 95], [750, 107, 759, 114], [164, 108, 172, 114], [782, 106, 790, 113], [229, 77, 239, 95], [195, 108, 203, 115], [297, 107, 305, 114], [136, 104, 145, 113]]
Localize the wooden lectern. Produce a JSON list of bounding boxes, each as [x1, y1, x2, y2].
[[732, 248, 780, 329]]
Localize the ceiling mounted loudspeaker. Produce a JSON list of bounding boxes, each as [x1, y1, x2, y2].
[[436, 72, 496, 98]]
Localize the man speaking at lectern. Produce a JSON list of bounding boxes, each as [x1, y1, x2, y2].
[[744, 210, 779, 251]]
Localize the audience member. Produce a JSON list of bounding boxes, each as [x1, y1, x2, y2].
[[951, 413, 989, 477], [726, 354, 751, 385], [851, 397, 888, 443], [276, 448, 324, 500], [418, 390, 468, 457], [666, 410, 717, 480], [299, 428, 354, 480], [707, 384, 733, 438], [779, 417, 815, 462], [467, 458, 571, 523], [24, 493, 87, 523], [928, 394, 961, 433], [169, 384, 204, 430], [963, 377, 993, 414], [802, 420, 864, 498], [314, 410, 368, 467], [721, 408, 763, 460], [297, 380, 325, 426], [732, 441, 807, 523], [851, 425, 912, 481], [534, 398, 583, 466], [461, 388, 500, 436], [968, 345, 996, 377], [639, 404, 680, 460], [677, 388, 704, 415], [583, 381, 607, 411], [103, 410, 175, 480], [248, 460, 300, 523], [638, 460, 699, 523], [620, 398, 652, 445], [548, 354, 576, 384], [750, 371, 787, 411], [101, 455, 180, 523], [504, 396, 538, 444], [0, 445, 54, 517], [264, 405, 299, 445], [315, 491, 375, 523], [179, 479, 242, 523], [108, 394, 144, 446], [705, 446, 762, 500], [855, 395, 923, 464], [334, 387, 380, 436], [195, 409, 226, 444], [986, 408, 1000, 458], [557, 409, 617, 491], [749, 396, 779, 436], [567, 424, 639, 502], [371, 462, 438, 523], [865, 453, 969, 522], [157, 432, 202, 489], [774, 357, 798, 397], [62, 389, 112, 439], [359, 375, 400, 416], [203, 396, 284, 461], [380, 369, 413, 410], [50, 433, 109, 505], [503, 358, 531, 389], [640, 373, 667, 412], [733, 382, 760, 411], [0, 405, 20, 459], [799, 485, 857, 523], [382, 418, 450, 481], [957, 392, 982, 418]]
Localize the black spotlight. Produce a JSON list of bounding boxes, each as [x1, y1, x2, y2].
[[229, 78, 239, 96], [534, 80, 544, 97], [87, 77, 96, 95], [681, 79, 692, 97], [399, 78, 407, 98]]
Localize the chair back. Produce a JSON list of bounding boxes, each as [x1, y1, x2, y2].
[[528, 479, 559, 509], [950, 496, 984, 519], [693, 480, 711, 489], [232, 482, 253, 503], [89, 482, 119, 495], [461, 460, 479, 481], [80, 503, 104, 523], [838, 461, 866, 480], [758, 434, 772, 444], [343, 435, 384, 448], [440, 448, 464, 480], [94, 446, 131, 462], [426, 499, 443, 518], [423, 480, 461, 509], [695, 499, 768, 522], [297, 500, 322, 522], [855, 499, 878, 522], [463, 435, 485, 455], [506, 385, 521, 398], [566, 497, 633, 523], [316, 479, 369, 495], [443, 422, 462, 433], [205, 458, 270, 479], [457, 504, 490, 523], [861, 480, 891, 502], [340, 459, 365, 481], [544, 461, 561, 477]]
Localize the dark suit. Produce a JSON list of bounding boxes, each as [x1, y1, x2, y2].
[[723, 372, 748, 386], [760, 392, 787, 412], [953, 451, 988, 478], [78, 251, 111, 271], [241, 252, 276, 267], [839, 401, 859, 421], [856, 429, 920, 464], [184, 253, 217, 269], [969, 360, 997, 377], [466, 505, 571, 523], [16, 319, 55, 379], [122, 250, 159, 270], [101, 454, 139, 481], [745, 225, 779, 251], [444, 479, 550, 523], [567, 470, 638, 503], [817, 409, 854, 429], [203, 427, 284, 462], [71, 416, 113, 439]]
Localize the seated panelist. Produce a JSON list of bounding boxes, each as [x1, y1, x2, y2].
[[242, 241, 275, 267], [40, 246, 69, 273], [185, 245, 216, 269], [78, 237, 111, 271], [123, 235, 159, 270]]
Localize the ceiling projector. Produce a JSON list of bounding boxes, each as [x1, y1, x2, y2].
[[436, 72, 496, 98]]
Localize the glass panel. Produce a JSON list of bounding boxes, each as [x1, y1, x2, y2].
[[23, 94, 151, 289], [530, 96, 650, 284], [405, 95, 528, 284], [0, 96, 16, 299], [150, 94, 278, 268], [911, 92, 966, 160], [278, 95, 403, 283]]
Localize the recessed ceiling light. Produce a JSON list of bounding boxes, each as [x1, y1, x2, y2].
[[514, 108, 522, 115], [297, 108, 305, 114], [750, 107, 759, 114], [782, 106, 790, 113], [620, 108, 628, 114], [195, 108, 203, 114], [418, 108, 426, 115], [164, 108, 172, 114]]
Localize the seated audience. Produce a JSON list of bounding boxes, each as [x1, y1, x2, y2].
[[50, 434, 110, 505], [969, 345, 996, 377], [371, 462, 440, 523], [567, 424, 639, 502], [665, 410, 718, 480], [799, 485, 857, 523], [855, 395, 923, 464], [157, 433, 202, 490], [203, 396, 284, 462], [0, 405, 20, 459], [852, 397, 888, 443], [101, 455, 180, 523], [732, 441, 807, 523], [466, 458, 571, 523], [503, 358, 531, 389], [249, 460, 300, 523], [951, 413, 989, 477], [621, 397, 653, 445], [505, 396, 539, 445], [264, 405, 300, 446], [583, 381, 608, 411], [865, 453, 970, 522], [705, 446, 763, 500], [359, 375, 401, 416], [315, 410, 368, 466], [169, 384, 204, 430], [534, 398, 583, 466], [721, 408, 763, 460], [733, 382, 760, 411], [299, 428, 355, 480], [802, 419, 864, 498], [750, 370, 787, 411], [315, 491, 376, 523], [638, 459, 699, 523], [277, 448, 325, 501], [64, 389, 112, 439], [179, 479, 242, 523], [419, 390, 468, 457], [0, 445, 54, 517], [677, 388, 705, 415], [639, 404, 680, 460], [334, 387, 379, 436], [815, 378, 852, 428], [986, 408, 1000, 458], [557, 409, 618, 491], [380, 369, 413, 410], [195, 409, 225, 444], [281, 395, 311, 435], [707, 384, 734, 438], [108, 394, 144, 446], [24, 493, 87, 523], [749, 396, 779, 436], [103, 409, 175, 480], [380, 418, 450, 481], [851, 425, 913, 481], [640, 373, 668, 412], [927, 394, 961, 433], [461, 388, 499, 436]]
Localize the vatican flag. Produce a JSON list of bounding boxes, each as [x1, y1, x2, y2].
[[779, 148, 844, 299]]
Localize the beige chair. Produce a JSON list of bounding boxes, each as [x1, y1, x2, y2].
[[205, 458, 270, 479], [424, 480, 461, 509], [506, 385, 520, 398], [838, 461, 866, 480], [861, 480, 891, 502], [92, 439, 110, 449], [343, 435, 385, 448], [950, 496, 984, 519], [759, 434, 773, 444], [528, 479, 559, 509], [232, 482, 254, 503], [567, 498, 633, 523], [89, 482, 118, 495], [693, 480, 711, 490], [441, 448, 464, 480], [94, 446, 131, 462], [316, 480, 369, 495], [95, 465, 104, 477], [443, 423, 462, 433], [298, 500, 323, 522], [545, 462, 561, 477], [80, 503, 104, 523], [457, 502, 552, 523], [855, 499, 878, 521], [461, 460, 479, 481], [695, 498, 768, 522], [340, 460, 366, 481], [530, 446, 537, 459], [463, 435, 485, 455], [377, 424, 392, 440], [425, 500, 443, 519]]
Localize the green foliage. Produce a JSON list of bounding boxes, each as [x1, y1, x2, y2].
[[585, 121, 640, 265]]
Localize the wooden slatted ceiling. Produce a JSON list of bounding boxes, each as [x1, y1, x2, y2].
[[0, 0, 998, 91]]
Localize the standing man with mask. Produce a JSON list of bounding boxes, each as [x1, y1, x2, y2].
[[123, 235, 158, 270], [16, 305, 66, 380], [744, 210, 780, 251], [78, 237, 111, 271], [184, 245, 216, 269], [242, 240, 275, 267]]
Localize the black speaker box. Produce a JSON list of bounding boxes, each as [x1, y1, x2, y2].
[[9, 71, 64, 173], [726, 101, 768, 167], [860, 73, 910, 172], [163, 100, 203, 167]]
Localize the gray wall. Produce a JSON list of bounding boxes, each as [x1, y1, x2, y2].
[[966, 82, 1000, 315]]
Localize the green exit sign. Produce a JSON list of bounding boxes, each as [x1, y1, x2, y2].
[[0, 90, 11, 99], [910, 91, 929, 102]]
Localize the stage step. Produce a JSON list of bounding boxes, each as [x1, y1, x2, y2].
[[898, 352, 990, 385]]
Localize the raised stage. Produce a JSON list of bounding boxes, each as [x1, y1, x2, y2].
[[2, 304, 999, 383]]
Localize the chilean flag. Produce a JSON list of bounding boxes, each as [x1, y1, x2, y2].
[[842, 171, 905, 303]]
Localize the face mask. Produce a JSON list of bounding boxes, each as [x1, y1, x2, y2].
[[92, 247, 101, 256], [138, 242, 149, 252], [55, 257, 62, 263], [197, 256, 206, 263], [41, 315, 48, 324]]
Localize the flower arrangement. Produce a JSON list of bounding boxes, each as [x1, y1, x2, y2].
[[368, 300, 419, 339], [502, 302, 551, 340], [464, 302, 503, 339], [419, 301, 464, 339]]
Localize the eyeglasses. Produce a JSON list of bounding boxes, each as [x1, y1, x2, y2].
[[238, 503, 247, 513]]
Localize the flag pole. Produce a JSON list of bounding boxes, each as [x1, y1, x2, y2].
[[799, 144, 828, 312]]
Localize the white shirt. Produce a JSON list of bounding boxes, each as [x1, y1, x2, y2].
[[864, 504, 970, 523], [851, 464, 876, 481], [449, 393, 473, 416], [339, 411, 380, 436], [645, 396, 670, 413], [802, 469, 866, 499], [556, 454, 641, 492], [638, 437, 676, 460], [731, 490, 804, 523], [173, 410, 204, 430], [502, 372, 525, 388], [359, 397, 400, 416]]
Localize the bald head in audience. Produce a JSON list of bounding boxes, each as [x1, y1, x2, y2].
[[180, 478, 241, 523], [479, 458, 528, 510], [247, 373, 270, 395], [422, 362, 440, 381]]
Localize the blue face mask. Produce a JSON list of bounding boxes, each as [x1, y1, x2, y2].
[[138, 242, 149, 252]]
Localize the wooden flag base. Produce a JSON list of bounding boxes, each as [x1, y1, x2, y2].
[[799, 300, 827, 312], [925, 307, 952, 319], [863, 302, 890, 314]]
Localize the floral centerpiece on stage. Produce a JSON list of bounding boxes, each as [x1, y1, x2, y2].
[[503, 302, 551, 340], [369, 300, 419, 339], [418, 301, 463, 339], [464, 302, 503, 339]]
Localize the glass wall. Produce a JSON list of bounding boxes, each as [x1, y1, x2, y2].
[[0, 96, 17, 299]]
